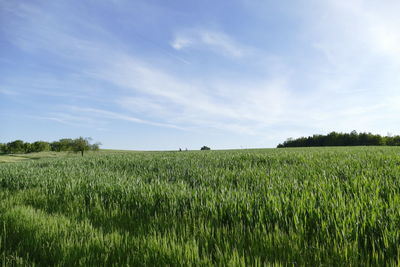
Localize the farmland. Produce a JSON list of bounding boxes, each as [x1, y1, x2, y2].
[[1, 147, 400, 266]]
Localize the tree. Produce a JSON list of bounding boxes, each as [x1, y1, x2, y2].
[[277, 131, 400, 148], [200, 146, 211, 150], [72, 137, 91, 156], [7, 140, 26, 154], [0, 143, 6, 154], [91, 142, 102, 151], [50, 138, 74, 152], [1, 138, 100, 155], [30, 141, 51, 153]]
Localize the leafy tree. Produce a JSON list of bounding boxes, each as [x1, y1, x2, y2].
[[30, 141, 51, 153], [1, 138, 100, 155], [51, 139, 76, 152], [91, 142, 102, 151], [7, 140, 26, 153], [200, 146, 211, 150], [24, 142, 32, 153], [72, 137, 91, 156], [0, 143, 6, 154], [50, 141, 60, 152], [277, 131, 400, 148], [61, 139, 74, 150]]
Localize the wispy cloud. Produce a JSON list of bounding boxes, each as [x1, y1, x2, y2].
[[31, 113, 98, 128], [171, 37, 192, 50], [171, 29, 249, 58], [91, 55, 291, 134], [64, 106, 186, 130]]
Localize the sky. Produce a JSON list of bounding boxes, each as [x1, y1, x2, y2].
[[1, 0, 400, 150]]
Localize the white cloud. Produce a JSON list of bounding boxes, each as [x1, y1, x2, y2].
[[199, 31, 245, 58], [170, 37, 192, 50], [90, 55, 291, 134], [64, 106, 186, 130], [310, 0, 400, 64], [170, 29, 248, 58]]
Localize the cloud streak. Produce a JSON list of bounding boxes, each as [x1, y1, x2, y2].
[[65, 106, 187, 130], [171, 29, 249, 58]]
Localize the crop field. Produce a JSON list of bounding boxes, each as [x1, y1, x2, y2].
[[1, 147, 400, 266]]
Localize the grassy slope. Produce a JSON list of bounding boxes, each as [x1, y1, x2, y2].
[[0, 152, 75, 163], [0, 150, 115, 163], [1, 147, 400, 266]]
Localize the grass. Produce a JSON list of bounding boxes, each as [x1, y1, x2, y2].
[[1, 147, 400, 265], [0, 151, 72, 163], [0, 155, 31, 163], [0, 150, 106, 163]]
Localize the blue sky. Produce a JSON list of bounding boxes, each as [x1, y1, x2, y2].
[[1, 0, 400, 150]]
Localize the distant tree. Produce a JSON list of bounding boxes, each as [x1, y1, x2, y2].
[[391, 136, 400, 146], [50, 138, 74, 152], [60, 138, 74, 151], [1, 138, 100, 155], [90, 142, 102, 151], [50, 141, 60, 152], [277, 131, 400, 148], [24, 142, 32, 153], [0, 143, 6, 154], [30, 141, 51, 153], [72, 137, 91, 156], [7, 140, 26, 154], [201, 146, 211, 150]]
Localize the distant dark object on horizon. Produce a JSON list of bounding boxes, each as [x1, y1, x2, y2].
[[201, 146, 211, 151], [277, 130, 400, 148]]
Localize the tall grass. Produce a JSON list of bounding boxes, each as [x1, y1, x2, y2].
[[1, 147, 400, 265]]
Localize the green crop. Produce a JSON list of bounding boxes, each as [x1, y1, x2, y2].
[[1, 147, 400, 266]]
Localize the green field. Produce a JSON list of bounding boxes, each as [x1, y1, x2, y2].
[[1, 147, 400, 266]]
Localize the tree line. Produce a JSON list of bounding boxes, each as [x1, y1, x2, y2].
[[277, 131, 400, 148], [0, 137, 101, 156]]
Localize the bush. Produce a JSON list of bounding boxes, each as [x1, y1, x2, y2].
[[7, 140, 26, 154], [200, 146, 211, 151], [0, 143, 6, 154], [29, 141, 51, 153]]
